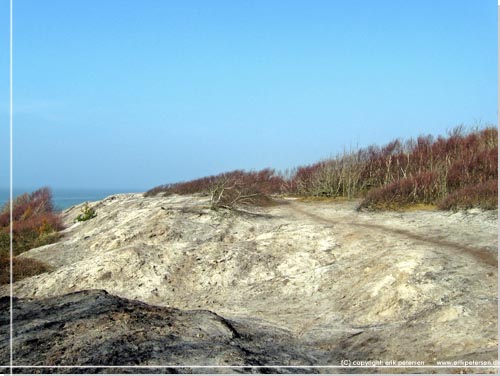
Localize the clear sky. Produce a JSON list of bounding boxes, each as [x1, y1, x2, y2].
[[0, 0, 497, 191]]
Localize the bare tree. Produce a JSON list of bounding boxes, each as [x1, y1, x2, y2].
[[208, 174, 262, 210]]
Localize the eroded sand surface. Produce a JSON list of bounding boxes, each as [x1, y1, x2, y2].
[[2, 194, 498, 372]]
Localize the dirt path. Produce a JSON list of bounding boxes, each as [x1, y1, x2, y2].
[[285, 200, 498, 267]]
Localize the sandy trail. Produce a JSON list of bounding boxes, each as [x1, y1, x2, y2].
[[284, 200, 497, 267]]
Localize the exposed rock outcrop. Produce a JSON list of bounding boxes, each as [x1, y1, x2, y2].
[[1, 290, 321, 373]]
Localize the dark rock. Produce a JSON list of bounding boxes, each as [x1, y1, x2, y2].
[[1, 290, 319, 373]]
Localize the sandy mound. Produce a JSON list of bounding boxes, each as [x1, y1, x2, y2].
[[2, 193, 497, 371]]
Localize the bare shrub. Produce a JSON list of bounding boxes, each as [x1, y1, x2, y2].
[[208, 171, 274, 210], [144, 168, 284, 209], [291, 126, 497, 210], [146, 126, 497, 211]]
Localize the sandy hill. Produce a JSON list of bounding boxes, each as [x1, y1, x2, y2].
[[1, 193, 497, 372]]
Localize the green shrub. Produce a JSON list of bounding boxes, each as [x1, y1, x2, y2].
[[76, 202, 97, 222]]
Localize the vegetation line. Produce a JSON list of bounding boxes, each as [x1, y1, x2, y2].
[[146, 126, 498, 212]]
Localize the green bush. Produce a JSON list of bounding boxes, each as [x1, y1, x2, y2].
[[76, 202, 97, 222]]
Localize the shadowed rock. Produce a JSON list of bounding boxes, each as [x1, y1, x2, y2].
[[1, 290, 321, 373]]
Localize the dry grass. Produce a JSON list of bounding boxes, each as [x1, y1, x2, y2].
[[400, 203, 438, 212], [0, 256, 52, 285], [295, 196, 353, 203]]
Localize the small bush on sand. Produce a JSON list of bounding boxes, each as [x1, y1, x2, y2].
[[76, 202, 97, 222]]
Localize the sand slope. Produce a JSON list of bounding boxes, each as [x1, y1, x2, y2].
[[2, 193, 497, 371]]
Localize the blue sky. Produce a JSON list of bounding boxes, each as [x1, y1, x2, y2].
[[0, 0, 497, 191]]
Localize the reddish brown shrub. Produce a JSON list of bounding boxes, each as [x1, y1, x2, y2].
[[438, 179, 498, 210], [146, 126, 497, 211], [144, 168, 286, 208], [291, 126, 497, 210], [446, 148, 498, 190], [359, 171, 441, 210], [0, 187, 59, 226], [0, 255, 51, 285], [0, 187, 63, 256]]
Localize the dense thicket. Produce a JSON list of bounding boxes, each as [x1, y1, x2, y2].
[[293, 127, 497, 209], [146, 126, 498, 211]]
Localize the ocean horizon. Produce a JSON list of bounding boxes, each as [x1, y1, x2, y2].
[[0, 187, 144, 211]]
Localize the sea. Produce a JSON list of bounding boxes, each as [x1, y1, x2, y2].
[[0, 188, 143, 211]]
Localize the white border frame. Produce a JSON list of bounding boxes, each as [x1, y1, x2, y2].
[[5, 0, 499, 372], [9, 0, 13, 372]]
